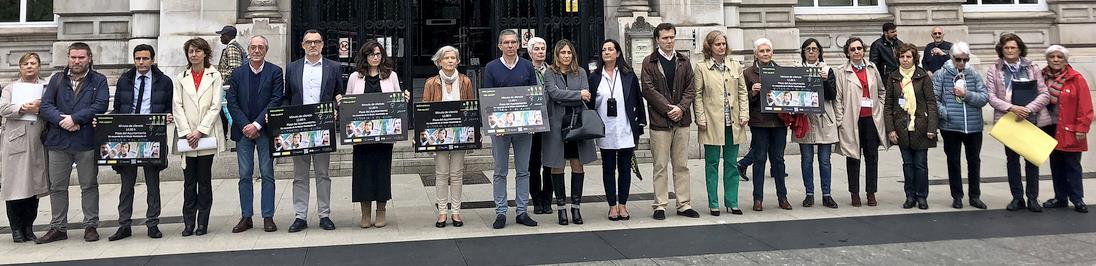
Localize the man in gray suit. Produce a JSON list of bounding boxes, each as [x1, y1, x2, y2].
[[283, 29, 345, 232]]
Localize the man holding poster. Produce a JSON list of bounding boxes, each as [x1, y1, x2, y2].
[[283, 29, 345, 232], [226, 35, 285, 233], [106, 44, 174, 241]]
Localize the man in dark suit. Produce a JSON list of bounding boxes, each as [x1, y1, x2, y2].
[[226, 35, 285, 233], [107, 44, 173, 241], [283, 29, 345, 232], [36, 42, 111, 244]]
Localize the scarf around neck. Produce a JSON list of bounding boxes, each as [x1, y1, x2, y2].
[[899, 66, 918, 131]]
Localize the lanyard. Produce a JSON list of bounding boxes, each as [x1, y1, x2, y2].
[[603, 69, 618, 99]]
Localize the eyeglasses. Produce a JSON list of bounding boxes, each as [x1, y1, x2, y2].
[[804, 47, 819, 52], [953, 57, 969, 62], [367, 52, 383, 57], [848, 46, 864, 52], [303, 40, 323, 46], [932, 32, 944, 36]]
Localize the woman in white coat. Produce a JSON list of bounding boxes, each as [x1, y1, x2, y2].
[[172, 37, 226, 237]]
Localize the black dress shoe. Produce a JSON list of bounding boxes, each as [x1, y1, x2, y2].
[[319, 217, 336, 230], [952, 198, 963, 209], [822, 196, 839, 209], [557, 209, 569, 225], [435, 220, 447, 228], [1028, 198, 1043, 212], [182, 225, 194, 237], [194, 225, 207, 236], [516, 213, 538, 227], [452, 218, 464, 227], [571, 208, 584, 225], [108, 227, 131, 241], [902, 199, 916, 209], [1076, 202, 1089, 213], [147, 226, 162, 239], [533, 204, 546, 215], [730, 208, 743, 215], [12, 228, 25, 243], [802, 196, 815, 207], [22, 226, 36, 241], [968, 198, 987, 209], [1043, 198, 1068, 208], [492, 214, 506, 229], [677, 209, 700, 218], [917, 198, 929, 210], [653, 210, 666, 220], [710, 209, 720, 216], [1006, 198, 1025, 211], [288, 218, 308, 233]]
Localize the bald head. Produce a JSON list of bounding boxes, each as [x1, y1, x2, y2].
[[931, 26, 945, 43]]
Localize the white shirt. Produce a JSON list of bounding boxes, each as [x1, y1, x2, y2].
[[302, 58, 323, 105], [441, 79, 461, 101], [659, 49, 676, 62], [595, 68, 635, 149], [501, 56, 518, 70], [133, 71, 152, 114]]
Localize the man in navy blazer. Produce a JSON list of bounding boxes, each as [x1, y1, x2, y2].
[[226, 35, 285, 233], [106, 44, 173, 241], [282, 29, 345, 232], [37, 42, 111, 244]]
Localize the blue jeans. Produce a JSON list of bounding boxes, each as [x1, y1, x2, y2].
[[750, 126, 788, 201], [237, 133, 276, 218], [900, 147, 930, 200], [800, 144, 833, 196], [492, 134, 533, 215]]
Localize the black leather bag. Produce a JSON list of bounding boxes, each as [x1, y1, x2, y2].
[[563, 105, 605, 141]]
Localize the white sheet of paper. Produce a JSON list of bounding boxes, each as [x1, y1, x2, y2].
[[898, 98, 907, 109], [176, 137, 217, 152], [11, 83, 44, 121], [860, 98, 873, 108]]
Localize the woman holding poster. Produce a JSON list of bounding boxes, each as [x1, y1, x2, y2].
[[345, 40, 406, 229], [172, 37, 225, 236], [0, 52, 49, 242], [422, 45, 475, 228], [792, 38, 840, 209]]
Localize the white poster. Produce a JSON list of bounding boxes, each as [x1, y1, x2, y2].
[[12, 83, 45, 121]]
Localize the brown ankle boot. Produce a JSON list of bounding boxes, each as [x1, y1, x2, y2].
[[866, 193, 878, 206], [851, 193, 862, 207], [360, 202, 373, 228]]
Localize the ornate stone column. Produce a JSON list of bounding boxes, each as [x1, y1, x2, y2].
[[245, 0, 284, 22]]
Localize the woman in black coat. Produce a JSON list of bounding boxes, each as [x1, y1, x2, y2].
[[589, 39, 646, 221]]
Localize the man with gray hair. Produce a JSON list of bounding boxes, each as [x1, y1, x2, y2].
[[483, 29, 539, 229], [226, 35, 285, 233], [525, 36, 555, 215], [931, 41, 989, 210], [922, 26, 952, 73]]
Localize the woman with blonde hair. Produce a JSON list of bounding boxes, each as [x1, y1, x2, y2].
[[1, 53, 49, 242], [693, 31, 748, 215]]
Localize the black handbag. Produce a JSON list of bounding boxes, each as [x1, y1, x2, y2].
[[563, 105, 605, 141]]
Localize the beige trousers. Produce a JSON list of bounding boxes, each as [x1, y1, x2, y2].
[[434, 150, 467, 214], [649, 127, 692, 211]]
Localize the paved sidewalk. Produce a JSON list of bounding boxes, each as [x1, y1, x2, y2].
[[0, 131, 1093, 264]]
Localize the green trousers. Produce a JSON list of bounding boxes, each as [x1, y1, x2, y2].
[[703, 127, 741, 209]]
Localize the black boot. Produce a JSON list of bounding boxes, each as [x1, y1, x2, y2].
[[570, 173, 584, 225], [556, 198, 568, 225], [22, 226, 36, 241], [571, 207, 583, 225], [11, 226, 25, 243]]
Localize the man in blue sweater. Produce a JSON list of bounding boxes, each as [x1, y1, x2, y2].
[[483, 29, 539, 229]]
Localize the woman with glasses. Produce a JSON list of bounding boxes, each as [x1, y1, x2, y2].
[[931, 42, 990, 210], [792, 38, 840, 208], [835, 37, 889, 208]]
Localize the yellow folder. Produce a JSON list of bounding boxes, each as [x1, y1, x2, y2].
[[989, 112, 1058, 165]]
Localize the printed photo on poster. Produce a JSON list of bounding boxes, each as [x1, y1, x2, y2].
[[478, 85, 550, 135], [339, 92, 408, 144], [94, 114, 168, 166], [760, 66, 825, 114], [414, 100, 482, 152], [266, 102, 338, 157]]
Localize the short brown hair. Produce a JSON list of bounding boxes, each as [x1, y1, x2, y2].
[[995, 33, 1027, 59], [68, 42, 93, 57], [654, 23, 675, 39], [895, 43, 920, 67], [550, 39, 580, 75], [701, 31, 728, 60], [843, 37, 865, 59], [183, 37, 213, 68]]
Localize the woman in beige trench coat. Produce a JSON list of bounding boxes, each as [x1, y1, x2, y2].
[[834, 37, 889, 208], [1, 52, 50, 242]]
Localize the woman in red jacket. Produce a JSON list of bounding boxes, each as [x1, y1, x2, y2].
[[1040, 45, 1093, 213]]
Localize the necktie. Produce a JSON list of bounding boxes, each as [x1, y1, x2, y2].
[[135, 75, 146, 114]]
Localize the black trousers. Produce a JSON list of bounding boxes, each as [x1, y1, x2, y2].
[[601, 148, 634, 206], [1005, 125, 1055, 199], [5, 197, 38, 233], [182, 155, 215, 227], [1049, 150, 1085, 204], [116, 166, 162, 227], [847, 117, 880, 194], [529, 133, 553, 207], [941, 130, 982, 199]]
